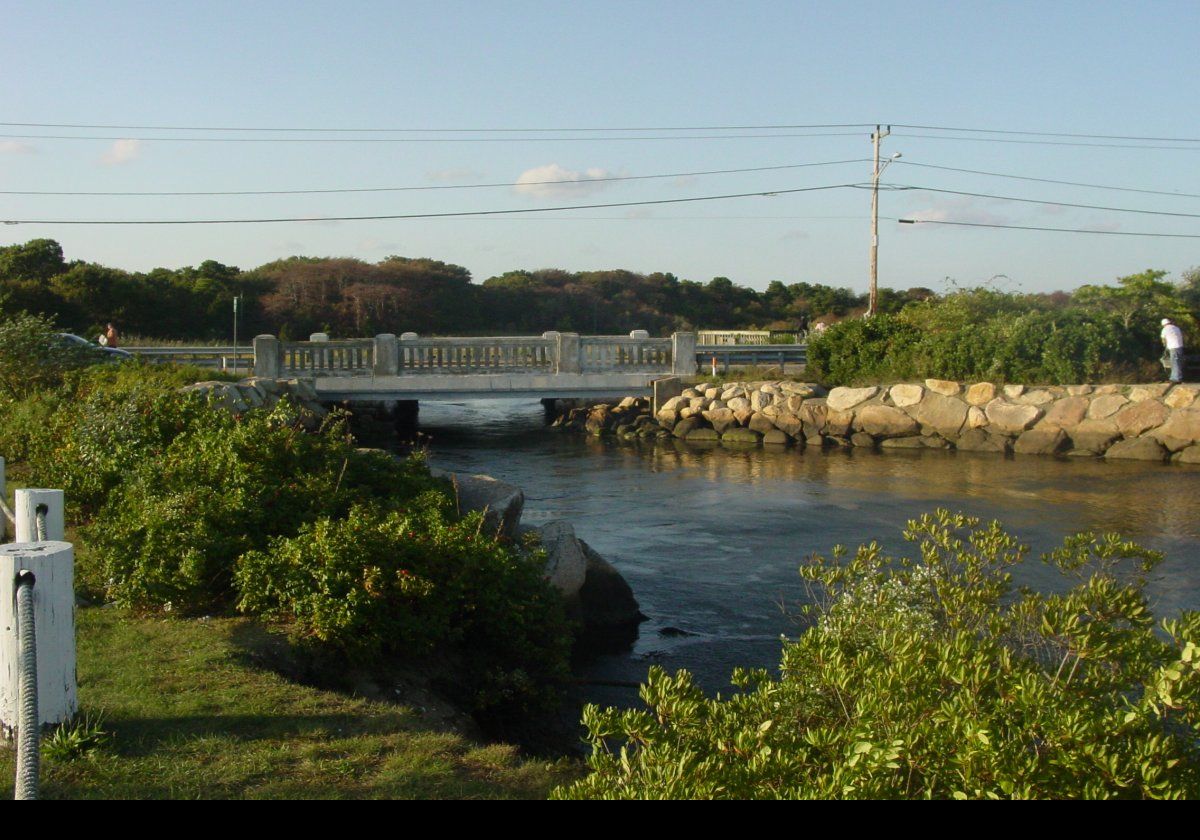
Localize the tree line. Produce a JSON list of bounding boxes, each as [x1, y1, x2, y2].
[[1, 238, 1196, 352]]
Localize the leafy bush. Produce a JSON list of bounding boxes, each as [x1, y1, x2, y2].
[[808, 290, 1152, 386], [237, 500, 571, 714], [0, 310, 94, 399], [556, 511, 1200, 799]]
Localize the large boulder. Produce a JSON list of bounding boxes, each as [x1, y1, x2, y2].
[[1114, 400, 1169, 438], [703, 407, 739, 434], [1105, 437, 1168, 462], [889, 384, 924, 407], [1151, 408, 1200, 452], [576, 539, 644, 638], [1037, 396, 1089, 430], [924, 378, 961, 396], [858, 404, 920, 438], [1165, 386, 1198, 409], [914, 393, 969, 438], [1087, 394, 1128, 419], [538, 520, 588, 596], [1014, 428, 1070, 456], [439, 472, 525, 540], [826, 386, 879, 412], [966, 382, 997, 405], [1068, 419, 1121, 453], [771, 410, 804, 438], [985, 400, 1043, 434]]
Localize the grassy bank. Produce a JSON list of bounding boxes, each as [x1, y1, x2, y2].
[[0, 608, 578, 799]]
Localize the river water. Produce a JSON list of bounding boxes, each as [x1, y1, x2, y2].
[[409, 399, 1200, 709]]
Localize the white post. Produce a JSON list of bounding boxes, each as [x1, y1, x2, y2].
[[15, 490, 64, 543], [0, 541, 77, 729]]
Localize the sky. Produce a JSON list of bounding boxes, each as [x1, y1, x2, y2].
[[2, 0, 1199, 296]]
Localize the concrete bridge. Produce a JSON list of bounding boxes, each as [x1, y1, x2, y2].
[[251, 331, 698, 402]]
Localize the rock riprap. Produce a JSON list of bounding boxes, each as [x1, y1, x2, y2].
[[549, 380, 1200, 465]]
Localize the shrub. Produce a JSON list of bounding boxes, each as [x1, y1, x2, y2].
[[556, 511, 1200, 799], [237, 500, 571, 714], [0, 311, 94, 399]]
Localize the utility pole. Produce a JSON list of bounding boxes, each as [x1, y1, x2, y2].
[[868, 124, 891, 317]]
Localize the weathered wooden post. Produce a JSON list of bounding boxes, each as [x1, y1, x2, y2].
[[555, 333, 581, 374], [15, 490, 64, 543], [672, 332, 698, 376], [253, 335, 281, 378], [374, 334, 399, 376], [0, 540, 77, 729]]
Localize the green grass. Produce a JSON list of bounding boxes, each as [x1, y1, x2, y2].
[[0, 609, 579, 799]]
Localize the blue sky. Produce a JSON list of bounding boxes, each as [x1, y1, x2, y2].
[[2, 0, 1198, 295]]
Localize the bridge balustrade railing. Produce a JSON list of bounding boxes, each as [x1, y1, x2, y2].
[[398, 337, 554, 373], [282, 339, 375, 376], [253, 332, 697, 379], [579, 336, 672, 372]]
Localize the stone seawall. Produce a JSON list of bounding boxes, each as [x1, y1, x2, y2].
[[553, 379, 1200, 464]]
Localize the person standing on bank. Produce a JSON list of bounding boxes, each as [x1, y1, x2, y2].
[[1161, 318, 1185, 384]]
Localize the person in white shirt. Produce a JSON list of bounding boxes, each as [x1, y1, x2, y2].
[[1161, 318, 1185, 384]]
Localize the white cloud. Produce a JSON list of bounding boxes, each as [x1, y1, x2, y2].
[[100, 138, 142, 166], [514, 163, 613, 198], [0, 141, 35, 155]]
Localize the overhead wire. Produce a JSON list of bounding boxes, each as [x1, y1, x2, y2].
[[0, 182, 865, 225], [882, 184, 1200, 219], [0, 131, 867, 144], [893, 217, 1200, 239], [892, 160, 1200, 200], [0, 158, 872, 197]]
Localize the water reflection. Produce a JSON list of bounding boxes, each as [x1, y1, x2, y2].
[[410, 399, 1200, 699]]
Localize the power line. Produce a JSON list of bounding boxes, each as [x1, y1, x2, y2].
[[0, 121, 878, 133], [7, 120, 1199, 143], [0, 158, 871, 197], [892, 160, 1200, 200], [893, 132, 1200, 151], [0, 131, 867, 144], [888, 184, 1200, 219], [890, 123, 1200, 143], [894, 217, 1200, 239], [0, 182, 863, 225]]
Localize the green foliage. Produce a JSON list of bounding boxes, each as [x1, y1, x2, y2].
[[43, 712, 112, 763], [237, 501, 572, 715], [0, 311, 93, 399], [808, 286, 1158, 385], [556, 511, 1200, 799], [1, 358, 571, 719]]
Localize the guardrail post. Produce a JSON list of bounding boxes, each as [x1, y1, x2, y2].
[[15, 490, 64, 543], [374, 334, 399, 376], [672, 332, 698, 376], [0, 540, 77, 730], [555, 333, 581, 374], [253, 335, 281, 378]]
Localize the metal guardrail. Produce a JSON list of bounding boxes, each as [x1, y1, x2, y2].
[[697, 344, 808, 373], [124, 346, 253, 371]]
